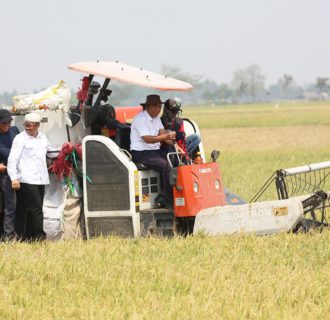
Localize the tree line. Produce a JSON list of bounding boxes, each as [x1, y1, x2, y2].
[[0, 64, 329, 106]]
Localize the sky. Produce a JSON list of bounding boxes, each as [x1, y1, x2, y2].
[[0, 0, 329, 93]]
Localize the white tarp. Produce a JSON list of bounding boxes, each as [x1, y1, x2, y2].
[[12, 80, 71, 113]]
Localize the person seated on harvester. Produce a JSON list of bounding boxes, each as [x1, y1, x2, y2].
[[130, 94, 181, 208], [161, 98, 201, 162]]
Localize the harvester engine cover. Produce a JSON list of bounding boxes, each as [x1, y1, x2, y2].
[[173, 162, 226, 217]]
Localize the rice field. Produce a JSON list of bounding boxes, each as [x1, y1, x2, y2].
[[186, 102, 330, 200], [0, 101, 329, 319]]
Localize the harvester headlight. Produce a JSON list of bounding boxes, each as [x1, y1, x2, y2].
[[193, 182, 199, 193], [215, 179, 220, 190]]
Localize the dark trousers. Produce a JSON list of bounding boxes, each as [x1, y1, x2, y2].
[[131, 149, 172, 200], [16, 183, 46, 241], [0, 173, 16, 236]]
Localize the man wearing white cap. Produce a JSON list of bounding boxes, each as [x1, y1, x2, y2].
[[7, 112, 55, 241]]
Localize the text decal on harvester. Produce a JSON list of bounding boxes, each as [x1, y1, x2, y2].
[[175, 198, 185, 206], [273, 207, 288, 216], [199, 168, 211, 174]]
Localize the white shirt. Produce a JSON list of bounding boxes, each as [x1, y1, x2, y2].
[[130, 110, 164, 151], [7, 131, 54, 185]]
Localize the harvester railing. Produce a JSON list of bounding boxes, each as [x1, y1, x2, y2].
[[276, 161, 330, 200], [250, 161, 330, 229]]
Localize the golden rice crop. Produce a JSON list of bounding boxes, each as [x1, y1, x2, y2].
[[0, 101, 329, 319], [0, 234, 329, 319]]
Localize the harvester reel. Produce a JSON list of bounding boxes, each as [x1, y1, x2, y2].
[[250, 161, 330, 232]]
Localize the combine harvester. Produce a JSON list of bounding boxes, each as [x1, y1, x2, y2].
[[6, 61, 330, 239]]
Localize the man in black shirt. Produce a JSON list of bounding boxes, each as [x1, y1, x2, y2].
[[0, 109, 19, 240]]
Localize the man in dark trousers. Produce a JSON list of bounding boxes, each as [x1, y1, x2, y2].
[[130, 95, 177, 208], [0, 109, 19, 241], [8, 112, 57, 241]]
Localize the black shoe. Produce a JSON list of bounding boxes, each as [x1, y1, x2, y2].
[[155, 195, 167, 208]]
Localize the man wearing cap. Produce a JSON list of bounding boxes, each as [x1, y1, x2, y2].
[[7, 112, 55, 241], [161, 98, 201, 160], [130, 94, 176, 208], [0, 109, 19, 240]]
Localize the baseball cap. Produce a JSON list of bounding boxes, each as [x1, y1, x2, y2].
[[0, 109, 13, 124]]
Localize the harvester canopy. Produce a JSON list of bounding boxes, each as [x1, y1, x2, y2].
[[68, 61, 193, 91]]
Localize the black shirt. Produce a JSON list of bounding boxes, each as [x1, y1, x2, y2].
[[0, 126, 19, 165]]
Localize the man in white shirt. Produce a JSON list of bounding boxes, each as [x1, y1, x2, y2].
[[130, 95, 177, 208], [7, 113, 56, 241]]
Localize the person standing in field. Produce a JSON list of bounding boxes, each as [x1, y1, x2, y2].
[[0, 109, 19, 241], [7, 112, 57, 241], [130, 94, 177, 208]]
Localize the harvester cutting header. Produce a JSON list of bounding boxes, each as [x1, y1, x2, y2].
[[2, 60, 329, 239]]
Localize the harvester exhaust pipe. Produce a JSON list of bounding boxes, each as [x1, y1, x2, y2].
[[85, 81, 101, 106]]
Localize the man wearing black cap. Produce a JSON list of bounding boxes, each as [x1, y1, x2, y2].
[[130, 94, 176, 208], [0, 109, 19, 240], [161, 98, 201, 161]]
